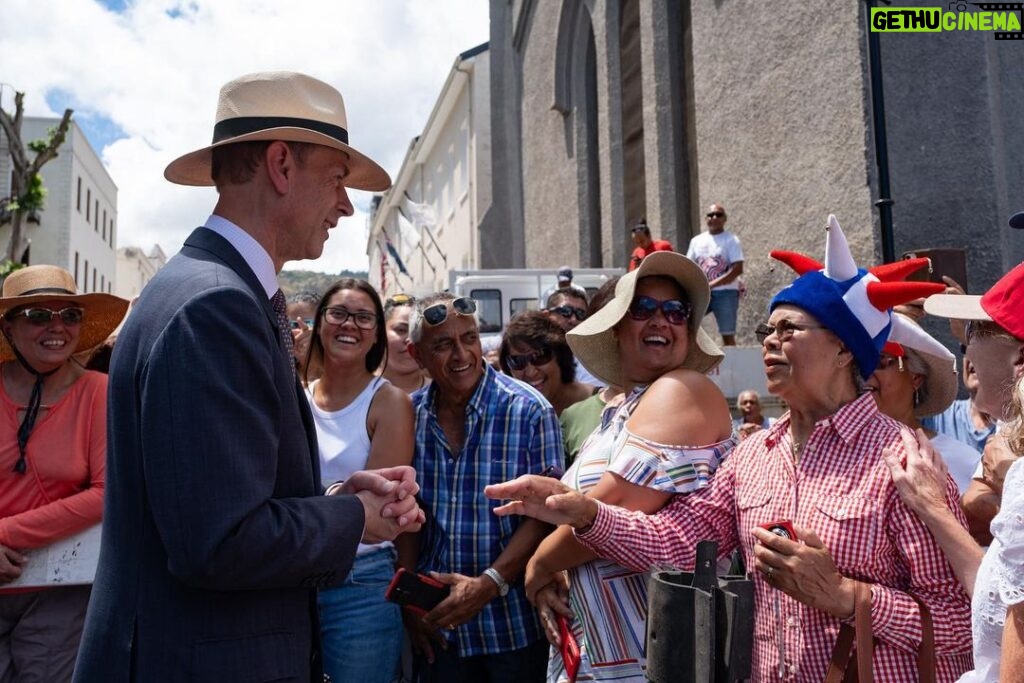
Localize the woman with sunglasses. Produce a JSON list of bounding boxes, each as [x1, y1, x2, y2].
[[0, 265, 128, 681], [381, 293, 430, 395], [498, 312, 594, 416], [487, 218, 974, 682], [521, 251, 734, 683], [302, 278, 414, 683]]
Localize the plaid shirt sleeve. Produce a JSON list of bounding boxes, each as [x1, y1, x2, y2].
[[867, 464, 973, 659], [577, 457, 739, 569]]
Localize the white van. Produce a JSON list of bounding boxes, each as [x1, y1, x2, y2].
[[448, 268, 622, 334]]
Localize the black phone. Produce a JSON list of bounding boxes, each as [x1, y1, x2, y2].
[[385, 568, 451, 616]]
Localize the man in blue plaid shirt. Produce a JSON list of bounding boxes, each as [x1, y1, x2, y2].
[[401, 292, 562, 683]]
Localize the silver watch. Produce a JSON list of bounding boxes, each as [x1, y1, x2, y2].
[[483, 567, 509, 597]]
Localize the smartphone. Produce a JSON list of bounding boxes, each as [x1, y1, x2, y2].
[[759, 520, 798, 542], [384, 568, 451, 616], [557, 614, 581, 683]]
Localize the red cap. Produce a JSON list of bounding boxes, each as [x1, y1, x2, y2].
[[981, 262, 1024, 340]]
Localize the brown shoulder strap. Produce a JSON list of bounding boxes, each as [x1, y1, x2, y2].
[[824, 581, 873, 683], [913, 595, 937, 683]]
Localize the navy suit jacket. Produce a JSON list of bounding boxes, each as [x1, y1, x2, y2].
[[74, 228, 364, 683]]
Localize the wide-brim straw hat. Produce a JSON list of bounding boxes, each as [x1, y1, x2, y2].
[[887, 312, 957, 418], [567, 251, 723, 386], [164, 71, 392, 191], [0, 265, 130, 362]]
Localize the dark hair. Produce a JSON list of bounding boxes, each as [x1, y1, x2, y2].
[[84, 336, 116, 374], [546, 287, 588, 310], [305, 278, 387, 383], [587, 276, 620, 316], [499, 311, 575, 384], [631, 217, 651, 236], [211, 141, 314, 187]]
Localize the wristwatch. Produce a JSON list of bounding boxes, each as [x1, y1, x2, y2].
[[483, 567, 510, 597]]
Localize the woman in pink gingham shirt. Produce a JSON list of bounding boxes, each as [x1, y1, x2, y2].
[[488, 217, 975, 681]]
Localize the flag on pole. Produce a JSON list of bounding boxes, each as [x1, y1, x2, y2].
[[382, 229, 410, 277]]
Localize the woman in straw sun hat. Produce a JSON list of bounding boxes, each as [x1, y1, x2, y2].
[[519, 250, 735, 683], [0, 264, 127, 681]]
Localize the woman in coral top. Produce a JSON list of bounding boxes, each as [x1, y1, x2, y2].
[[0, 265, 127, 682]]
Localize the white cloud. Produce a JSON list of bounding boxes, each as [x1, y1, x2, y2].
[[0, 0, 489, 274]]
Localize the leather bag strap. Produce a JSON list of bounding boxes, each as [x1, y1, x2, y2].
[[823, 581, 873, 683], [912, 595, 937, 683]]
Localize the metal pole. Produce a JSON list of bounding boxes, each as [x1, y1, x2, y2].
[[864, 0, 897, 263]]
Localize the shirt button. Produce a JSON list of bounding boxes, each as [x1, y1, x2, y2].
[[837, 508, 846, 517], [786, 617, 795, 627], [789, 664, 798, 674]]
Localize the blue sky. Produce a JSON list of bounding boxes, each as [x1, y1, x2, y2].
[[1, 0, 490, 273]]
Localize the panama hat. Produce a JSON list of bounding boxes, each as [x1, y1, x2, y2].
[[164, 71, 391, 191], [567, 251, 723, 386], [884, 313, 958, 418], [0, 265, 129, 362]]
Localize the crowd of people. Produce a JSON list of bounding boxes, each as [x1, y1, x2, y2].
[[0, 70, 1021, 683]]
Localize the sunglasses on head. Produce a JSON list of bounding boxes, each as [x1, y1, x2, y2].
[[627, 295, 691, 326], [551, 305, 586, 321], [506, 347, 554, 372], [386, 293, 415, 307], [289, 318, 315, 330], [9, 307, 85, 326], [422, 297, 477, 327], [706, 211, 725, 219]]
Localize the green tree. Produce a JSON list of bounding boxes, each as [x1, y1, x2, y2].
[[0, 88, 73, 263]]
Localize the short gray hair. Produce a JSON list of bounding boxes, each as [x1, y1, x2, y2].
[[408, 292, 480, 344]]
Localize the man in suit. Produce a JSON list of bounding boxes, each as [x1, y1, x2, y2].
[[74, 72, 423, 683]]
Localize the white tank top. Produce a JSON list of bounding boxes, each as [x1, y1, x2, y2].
[[306, 375, 391, 555]]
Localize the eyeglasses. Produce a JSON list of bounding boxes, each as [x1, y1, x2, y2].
[[422, 297, 477, 327], [876, 354, 905, 372], [506, 347, 554, 372], [289, 318, 314, 330], [323, 307, 378, 330], [706, 212, 725, 219], [550, 305, 587, 321], [385, 293, 415, 308], [627, 295, 692, 326], [755, 320, 826, 344], [9, 307, 85, 326]]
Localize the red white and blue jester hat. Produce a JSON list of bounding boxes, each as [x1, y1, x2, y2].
[[769, 215, 946, 379]]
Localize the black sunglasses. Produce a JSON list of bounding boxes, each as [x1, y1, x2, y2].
[[422, 297, 477, 326], [627, 295, 691, 326], [550, 305, 586, 321], [506, 347, 554, 372], [9, 307, 85, 326], [706, 212, 725, 219]]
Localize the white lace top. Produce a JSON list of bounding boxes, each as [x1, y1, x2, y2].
[[958, 457, 1024, 682]]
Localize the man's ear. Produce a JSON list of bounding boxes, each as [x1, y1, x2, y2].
[[406, 340, 425, 369], [264, 141, 294, 195], [1013, 341, 1024, 381]]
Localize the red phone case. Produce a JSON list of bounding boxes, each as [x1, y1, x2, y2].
[[557, 615, 581, 683], [384, 568, 450, 616]]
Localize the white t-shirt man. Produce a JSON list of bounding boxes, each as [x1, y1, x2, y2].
[[686, 231, 744, 291]]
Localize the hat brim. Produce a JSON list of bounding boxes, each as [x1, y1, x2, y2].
[[912, 348, 958, 418], [923, 294, 990, 322], [164, 126, 392, 191], [0, 292, 129, 362], [567, 251, 723, 386]]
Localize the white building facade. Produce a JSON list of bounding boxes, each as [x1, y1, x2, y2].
[[367, 43, 492, 297], [116, 245, 167, 300], [0, 117, 117, 293]]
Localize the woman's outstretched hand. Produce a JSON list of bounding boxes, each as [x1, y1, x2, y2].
[[484, 475, 598, 529]]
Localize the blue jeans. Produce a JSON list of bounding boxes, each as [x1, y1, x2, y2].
[[413, 637, 548, 683], [707, 288, 740, 335], [319, 546, 402, 683]]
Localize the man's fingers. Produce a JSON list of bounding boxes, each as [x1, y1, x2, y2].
[[795, 526, 823, 549]]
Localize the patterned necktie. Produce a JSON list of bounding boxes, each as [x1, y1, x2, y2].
[[270, 288, 296, 377]]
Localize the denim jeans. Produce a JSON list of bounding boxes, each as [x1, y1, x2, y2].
[[319, 546, 402, 683], [707, 288, 740, 335], [412, 637, 548, 683]]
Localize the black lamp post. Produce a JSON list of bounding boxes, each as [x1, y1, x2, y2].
[[863, 0, 897, 263]]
